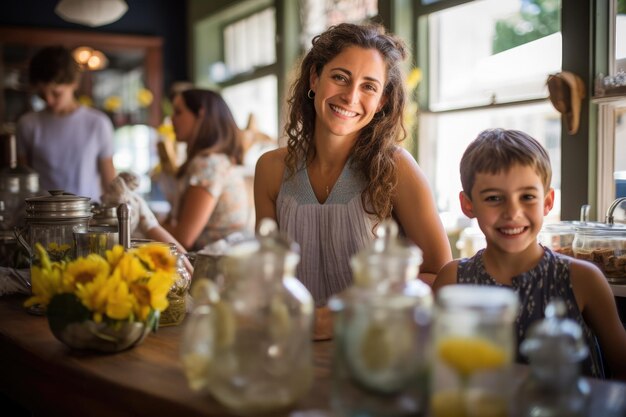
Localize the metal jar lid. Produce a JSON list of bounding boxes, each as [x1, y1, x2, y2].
[[25, 190, 92, 220]]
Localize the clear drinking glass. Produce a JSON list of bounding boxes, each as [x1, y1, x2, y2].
[[431, 285, 519, 417]]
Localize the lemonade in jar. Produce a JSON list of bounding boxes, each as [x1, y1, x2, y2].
[[431, 285, 518, 417]]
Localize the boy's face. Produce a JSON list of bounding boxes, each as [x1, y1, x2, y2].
[[35, 82, 77, 114], [460, 163, 554, 255]]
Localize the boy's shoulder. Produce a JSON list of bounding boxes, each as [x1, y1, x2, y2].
[[432, 258, 462, 292]]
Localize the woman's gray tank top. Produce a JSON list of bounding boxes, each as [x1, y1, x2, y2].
[[276, 162, 376, 306]]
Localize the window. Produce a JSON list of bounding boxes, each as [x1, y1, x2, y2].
[[418, 0, 562, 223], [194, 4, 278, 164], [223, 8, 276, 77], [299, 0, 378, 49]]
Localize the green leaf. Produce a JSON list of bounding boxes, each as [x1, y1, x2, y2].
[[47, 293, 91, 334]]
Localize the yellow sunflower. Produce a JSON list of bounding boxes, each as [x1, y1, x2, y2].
[[63, 254, 110, 290], [75, 273, 115, 322], [134, 243, 177, 274], [129, 270, 173, 321], [24, 263, 65, 308], [106, 245, 126, 270], [105, 277, 135, 320], [113, 251, 150, 283]]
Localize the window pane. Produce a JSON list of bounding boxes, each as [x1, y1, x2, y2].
[[300, 0, 377, 49], [221, 75, 278, 142], [429, 0, 561, 110], [113, 124, 158, 194], [223, 8, 276, 76], [617, 0, 626, 73], [420, 102, 561, 221]]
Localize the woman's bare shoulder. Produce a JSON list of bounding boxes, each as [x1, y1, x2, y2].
[[255, 147, 288, 192], [258, 147, 288, 165]]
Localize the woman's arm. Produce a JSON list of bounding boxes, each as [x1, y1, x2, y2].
[[253, 148, 287, 229], [571, 259, 626, 379], [392, 148, 452, 286], [163, 186, 216, 250]]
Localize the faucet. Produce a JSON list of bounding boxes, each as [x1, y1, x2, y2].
[[605, 197, 626, 224]]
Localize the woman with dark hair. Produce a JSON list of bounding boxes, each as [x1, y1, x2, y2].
[[254, 23, 452, 335], [164, 88, 250, 250]]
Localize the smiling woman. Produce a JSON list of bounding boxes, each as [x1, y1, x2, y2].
[[254, 22, 452, 338]]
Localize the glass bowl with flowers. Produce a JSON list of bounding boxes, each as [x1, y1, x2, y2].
[[24, 242, 178, 352]]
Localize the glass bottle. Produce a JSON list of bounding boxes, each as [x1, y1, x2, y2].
[[431, 285, 518, 417], [130, 240, 191, 327], [512, 299, 590, 417], [180, 218, 314, 415], [329, 220, 432, 417], [159, 243, 191, 326]]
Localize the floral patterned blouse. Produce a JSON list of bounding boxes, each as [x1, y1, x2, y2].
[[172, 152, 250, 250], [457, 246, 604, 378]]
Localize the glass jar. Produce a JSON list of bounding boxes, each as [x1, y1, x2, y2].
[[539, 222, 579, 256], [512, 300, 590, 417], [18, 190, 92, 264], [180, 219, 314, 415], [329, 220, 432, 417], [131, 240, 191, 327], [431, 285, 518, 417], [572, 223, 626, 284]]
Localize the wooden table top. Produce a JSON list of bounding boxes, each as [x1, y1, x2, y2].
[[0, 295, 332, 417], [1, 294, 626, 417]]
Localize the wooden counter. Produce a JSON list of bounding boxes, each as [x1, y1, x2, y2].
[[0, 295, 331, 417], [2, 294, 626, 417]]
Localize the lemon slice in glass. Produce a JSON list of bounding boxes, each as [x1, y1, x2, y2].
[[344, 313, 420, 394], [213, 300, 236, 349], [437, 336, 507, 378]]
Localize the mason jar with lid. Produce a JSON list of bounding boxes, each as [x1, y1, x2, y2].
[[17, 190, 92, 264], [572, 223, 626, 284]]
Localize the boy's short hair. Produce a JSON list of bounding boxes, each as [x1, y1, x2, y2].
[[28, 45, 81, 86], [460, 128, 552, 198]]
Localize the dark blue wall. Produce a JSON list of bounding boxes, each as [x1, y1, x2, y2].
[[0, 0, 189, 91]]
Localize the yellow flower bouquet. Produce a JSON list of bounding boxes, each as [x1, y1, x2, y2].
[[25, 242, 177, 352]]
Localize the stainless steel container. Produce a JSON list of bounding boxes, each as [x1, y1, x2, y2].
[[17, 190, 92, 263]]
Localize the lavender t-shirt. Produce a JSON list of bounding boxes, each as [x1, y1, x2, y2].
[[16, 106, 114, 202]]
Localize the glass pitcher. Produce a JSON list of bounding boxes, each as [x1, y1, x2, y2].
[[180, 218, 314, 415], [329, 220, 432, 417]]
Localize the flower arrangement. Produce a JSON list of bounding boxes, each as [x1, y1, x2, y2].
[[25, 242, 177, 338]]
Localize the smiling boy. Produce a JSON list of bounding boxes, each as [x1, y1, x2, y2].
[[433, 128, 626, 379]]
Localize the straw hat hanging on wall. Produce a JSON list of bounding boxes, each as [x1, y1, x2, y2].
[[547, 71, 586, 135]]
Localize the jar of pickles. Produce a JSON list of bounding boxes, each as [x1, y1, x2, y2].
[[572, 223, 626, 284]]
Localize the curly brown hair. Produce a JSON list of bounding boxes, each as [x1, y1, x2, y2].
[[284, 23, 409, 221]]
